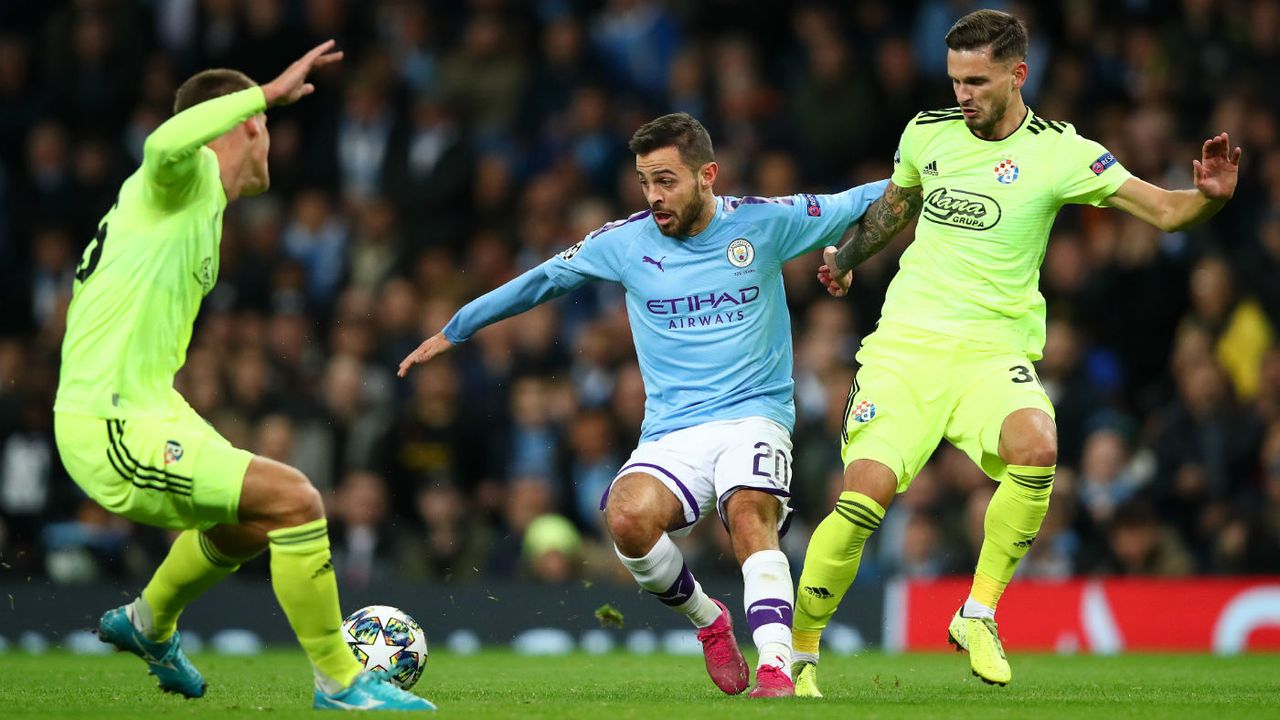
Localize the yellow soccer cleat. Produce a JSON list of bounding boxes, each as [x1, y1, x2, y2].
[[793, 660, 823, 698], [946, 609, 1011, 686]]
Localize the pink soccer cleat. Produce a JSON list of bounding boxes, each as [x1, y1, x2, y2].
[[695, 599, 750, 695], [748, 663, 796, 698]]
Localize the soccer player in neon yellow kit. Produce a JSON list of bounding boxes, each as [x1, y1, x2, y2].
[[53, 42, 434, 711], [791, 10, 1241, 693]]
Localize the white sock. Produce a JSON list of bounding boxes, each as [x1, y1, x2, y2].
[[742, 549, 793, 677], [794, 651, 819, 665], [126, 596, 160, 640], [963, 596, 996, 620], [616, 534, 721, 628], [314, 669, 348, 695]]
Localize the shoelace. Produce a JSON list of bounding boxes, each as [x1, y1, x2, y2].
[[980, 618, 1007, 658], [756, 665, 787, 682], [697, 624, 736, 663]]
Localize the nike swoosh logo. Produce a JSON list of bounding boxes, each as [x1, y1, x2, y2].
[[324, 697, 386, 709], [129, 634, 177, 671]]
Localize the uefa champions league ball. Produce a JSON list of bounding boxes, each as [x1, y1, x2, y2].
[[341, 605, 429, 690]]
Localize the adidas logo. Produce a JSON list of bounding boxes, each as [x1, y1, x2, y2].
[[803, 586, 834, 599], [922, 160, 939, 176], [311, 559, 334, 578]]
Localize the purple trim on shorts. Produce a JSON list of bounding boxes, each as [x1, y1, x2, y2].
[[648, 564, 698, 607], [746, 598, 794, 633], [600, 463, 700, 524], [777, 508, 795, 539]]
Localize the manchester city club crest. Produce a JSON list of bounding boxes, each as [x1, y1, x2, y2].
[[164, 439, 184, 466], [727, 238, 755, 268], [852, 400, 876, 423], [994, 158, 1019, 184]]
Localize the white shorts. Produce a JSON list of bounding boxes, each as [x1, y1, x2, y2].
[[599, 416, 794, 537]]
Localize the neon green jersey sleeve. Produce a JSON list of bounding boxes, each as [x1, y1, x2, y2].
[[143, 86, 267, 205], [1054, 129, 1133, 206], [55, 87, 267, 418], [890, 115, 924, 188]]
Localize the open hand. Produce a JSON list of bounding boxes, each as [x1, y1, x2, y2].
[[1193, 132, 1242, 201], [262, 40, 344, 108], [816, 245, 852, 297], [397, 332, 454, 378]]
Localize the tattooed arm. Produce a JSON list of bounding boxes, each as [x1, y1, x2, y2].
[[817, 181, 923, 297]]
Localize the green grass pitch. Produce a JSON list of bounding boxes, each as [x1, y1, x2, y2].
[[1, 650, 1277, 718]]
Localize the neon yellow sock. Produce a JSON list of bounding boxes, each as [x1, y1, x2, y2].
[[970, 571, 1007, 610], [267, 519, 361, 690], [140, 530, 239, 642], [793, 491, 885, 654], [974, 464, 1054, 607]]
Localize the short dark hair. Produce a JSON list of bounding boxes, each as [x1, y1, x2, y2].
[[628, 113, 714, 171], [944, 10, 1028, 63], [173, 68, 257, 114]]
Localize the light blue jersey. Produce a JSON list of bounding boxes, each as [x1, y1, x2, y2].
[[444, 181, 886, 442]]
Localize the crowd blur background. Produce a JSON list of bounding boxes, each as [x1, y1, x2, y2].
[[1, 0, 1278, 594]]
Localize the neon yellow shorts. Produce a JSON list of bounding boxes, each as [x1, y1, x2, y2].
[[54, 399, 253, 531], [841, 323, 1054, 493]]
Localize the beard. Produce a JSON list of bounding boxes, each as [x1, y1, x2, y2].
[[655, 190, 707, 238], [964, 94, 1011, 137]]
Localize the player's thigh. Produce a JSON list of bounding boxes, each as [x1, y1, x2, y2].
[[711, 417, 792, 535], [54, 410, 251, 531], [841, 343, 948, 494], [601, 434, 712, 537], [945, 352, 1056, 479]]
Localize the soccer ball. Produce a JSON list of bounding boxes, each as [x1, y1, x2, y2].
[[340, 605, 429, 690]]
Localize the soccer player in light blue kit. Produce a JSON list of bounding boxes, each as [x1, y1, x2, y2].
[[399, 114, 884, 697]]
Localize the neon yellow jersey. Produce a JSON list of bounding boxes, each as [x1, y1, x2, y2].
[[882, 107, 1133, 359], [55, 87, 267, 417]]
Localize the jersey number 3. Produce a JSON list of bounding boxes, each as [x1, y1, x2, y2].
[[75, 222, 108, 282], [1009, 365, 1037, 384]]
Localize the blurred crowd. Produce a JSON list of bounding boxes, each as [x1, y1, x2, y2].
[[1, 0, 1279, 592]]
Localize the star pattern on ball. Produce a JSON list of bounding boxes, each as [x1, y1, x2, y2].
[[354, 627, 404, 674]]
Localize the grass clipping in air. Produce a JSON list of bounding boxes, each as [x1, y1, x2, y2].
[[594, 603, 625, 628]]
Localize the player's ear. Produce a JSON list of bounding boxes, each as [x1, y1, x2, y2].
[[1011, 60, 1028, 90], [243, 115, 264, 140], [700, 161, 718, 189]]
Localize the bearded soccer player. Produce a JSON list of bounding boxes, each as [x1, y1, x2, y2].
[[53, 42, 434, 711], [791, 9, 1241, 693], [399, 113, 885, 697]]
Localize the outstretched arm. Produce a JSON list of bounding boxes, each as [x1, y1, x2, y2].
[[143, 40, 343, 188], [1105, 132, 1242, 232], [397, 263, 579, 377], [818, 181, 923, 297], [142, 88, 266, 187]]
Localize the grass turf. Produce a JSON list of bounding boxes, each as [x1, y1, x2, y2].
[[0, 650, 1277, 718]]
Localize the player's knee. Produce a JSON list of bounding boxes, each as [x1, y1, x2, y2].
[[1011, 431, 1057, 468], [1025, 442, 1058, 468], [1000, 410, 1058, 468], [270, 466, 324, 528], [605, 499, 661, 556]]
